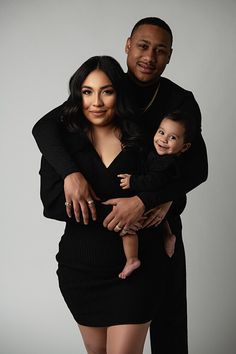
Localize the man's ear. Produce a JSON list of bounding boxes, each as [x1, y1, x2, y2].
[[167, 48, 173, 64], [125, 38, 131, 53], [181, 142, 191, 153]]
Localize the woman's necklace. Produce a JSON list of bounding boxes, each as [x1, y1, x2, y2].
[[142, 81, 161, 113]]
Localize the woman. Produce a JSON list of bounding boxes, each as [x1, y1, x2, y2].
[[36, 56, 167, 354]]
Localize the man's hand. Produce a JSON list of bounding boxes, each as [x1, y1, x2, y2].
[[142, 201, 173, 228], [64, 172, 99, 224], [103, 196, 145, 231]]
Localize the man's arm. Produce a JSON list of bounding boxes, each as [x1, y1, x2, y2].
[[138, 133, 208, 209], [103, 91, 208, 227], [32, 104, 80, 179], [39, 156, 69, 222], [138, 91, 208, 210], [33, 105, 98, 222]]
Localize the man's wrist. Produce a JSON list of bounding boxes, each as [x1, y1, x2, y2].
[[133, 195, 146, 213], [136, 192, 157, 211], [63, 170, 81, 180]]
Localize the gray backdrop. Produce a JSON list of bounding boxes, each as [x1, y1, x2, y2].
[[1, 0, 236, 353]]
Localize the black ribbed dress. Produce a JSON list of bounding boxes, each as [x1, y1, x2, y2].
[[39, 135, 167, 327]]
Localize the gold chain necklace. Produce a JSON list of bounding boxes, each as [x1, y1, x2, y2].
[[142, 81, 161, 113]]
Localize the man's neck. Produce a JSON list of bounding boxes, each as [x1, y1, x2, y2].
[[126, 70, 160, 88]]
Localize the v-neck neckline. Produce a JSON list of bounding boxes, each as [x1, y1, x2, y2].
[[88, 139, 123, 169]]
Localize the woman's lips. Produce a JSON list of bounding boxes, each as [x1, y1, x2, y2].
[[89, 110, 106, 116]]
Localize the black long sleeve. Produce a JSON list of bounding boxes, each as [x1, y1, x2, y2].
[[33, 104, 80, 179], [134, 79, 208, 210], [130, 153, 176, 192], [39, 156, 69, 221], [138, 134, 208, 209], [33, 77, 208, 211], [39, 155, 112, 223]]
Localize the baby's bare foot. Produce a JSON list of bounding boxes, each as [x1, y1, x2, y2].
[[119, 259, 141, 279], [164, 234, 176, 258]]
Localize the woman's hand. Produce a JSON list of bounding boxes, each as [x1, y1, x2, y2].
[[142, 201, 173, 228], [103, 196, 145, 231], [64, 172, 99, 224]]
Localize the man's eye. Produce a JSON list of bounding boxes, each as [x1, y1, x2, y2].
[[156, 48, 165, 54], [169, 136, 176, 140], [138, 44, 148, 50]]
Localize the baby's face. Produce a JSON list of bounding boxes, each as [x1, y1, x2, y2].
[[153, 118, 189, 155]]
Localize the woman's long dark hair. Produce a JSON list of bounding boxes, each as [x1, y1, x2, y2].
[[62, 56, 141, 150]]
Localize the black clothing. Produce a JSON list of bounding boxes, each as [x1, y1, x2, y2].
[[125, 77, 208, 209], [150, 231, 188, 354], [39, 130, 167, 326], [33, 75, 208, 354], [129, 151, 179, 192], [32, 76, 208, 204]]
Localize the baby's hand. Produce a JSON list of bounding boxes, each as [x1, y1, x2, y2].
[[117, 174, 131, 190]]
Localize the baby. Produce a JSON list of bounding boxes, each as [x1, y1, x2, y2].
[[118, 111, 195, 278]]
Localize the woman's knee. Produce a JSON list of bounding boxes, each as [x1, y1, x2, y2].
[[83, 341, 106, 354], [107, 322, 150, 354], [78, 324, 107, 354]]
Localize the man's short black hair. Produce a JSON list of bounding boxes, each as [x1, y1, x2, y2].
[[130, 17, 173, 45]]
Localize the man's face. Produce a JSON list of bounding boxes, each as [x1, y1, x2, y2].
[[125, 24, 172, 85]]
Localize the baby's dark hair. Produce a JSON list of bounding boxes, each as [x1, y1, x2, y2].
[[163, 111, 196, 143]]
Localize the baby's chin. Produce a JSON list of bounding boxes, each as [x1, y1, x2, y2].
[[155, 147, 169, 155]]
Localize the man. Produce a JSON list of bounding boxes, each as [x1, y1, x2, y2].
[[33, 17, 208, 354]]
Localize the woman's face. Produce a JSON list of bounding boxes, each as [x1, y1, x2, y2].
[[81, 69, 117, 127]]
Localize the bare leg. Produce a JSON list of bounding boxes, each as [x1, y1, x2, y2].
[[78, 324, 107, 354], [107, 322, 151, 354], [119, 234, 141, 279], [163, 220, 176, 258]]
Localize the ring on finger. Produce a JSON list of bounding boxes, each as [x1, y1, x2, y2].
[[123, 227, 130, 232], [120, 228, 130, 236], [87, 200, 94, 205], [65, 201, 72, 207], [114, 224, 123, 232]]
